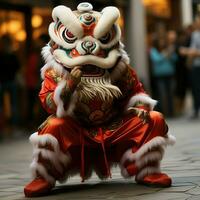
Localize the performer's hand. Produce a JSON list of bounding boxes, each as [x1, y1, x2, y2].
[[69, 66, 82, 86], [61, 66, 82, 107], [127, 107, 150, 124]]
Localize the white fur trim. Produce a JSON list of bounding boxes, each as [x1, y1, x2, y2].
[[30, 132, 71, 165], [33, 148, 63, 173], [119, 42, 130, 64], [166, 133, 176, 145], [30, 161, 55, 185], [94, 6, 120, 39], [136, 149, 164, 169], [126, 93, 157, 111], [120, 134, 175, 178], [120, 149, 163, 178], [53, 48, 120, 69], [136, 165, 161, 181], [53, 80, 67, 117], [30, 132, 58, 150], [41, 45, 68, 79], [52, 6, 83, 38], [53, 80, 77, 118], [121, 135, 175, 165], [29, 132, 71, 184]]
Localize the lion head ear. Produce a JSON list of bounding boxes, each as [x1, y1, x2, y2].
[[93, 6, 120, 39], [52, 5, 83, 38]]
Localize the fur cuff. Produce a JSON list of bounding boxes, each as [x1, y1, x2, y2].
[[120, 149, 163, 178], [119, 42, 130, 64], [136, 165, 161, 181], [41, 45, 66, 79], [53, 80, 77, 118], [120, 134, 176, 178], [30, 162, 55, 185], [126, 93, 157, 111], [29, 132, 71, 184]]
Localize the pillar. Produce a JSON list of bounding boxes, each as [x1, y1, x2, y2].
[[125, 0, 149, 90], [181, 0, 193, 27]]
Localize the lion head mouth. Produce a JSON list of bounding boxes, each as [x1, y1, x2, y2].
[[81, 64, 105, 77]]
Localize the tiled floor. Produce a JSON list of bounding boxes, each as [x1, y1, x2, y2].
[[1, 117, 200, 200]]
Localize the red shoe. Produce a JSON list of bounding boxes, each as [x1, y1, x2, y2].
[[136, 173, 172, 187], [24, 177, 54, 197]]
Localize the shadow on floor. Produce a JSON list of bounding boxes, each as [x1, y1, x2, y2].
[[50, 181, 139, 196]]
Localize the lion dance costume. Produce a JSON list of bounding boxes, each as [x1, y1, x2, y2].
[[24, 3, 176, 197]]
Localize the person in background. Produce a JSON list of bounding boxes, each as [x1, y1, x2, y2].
[[174, 29, 191, 115], [0, 35, 20, 127], [25, 34, 49, 128], [150, 35, 177, 117], [167, 30, 177, 50], [25, 43, 41, 126], [188, 16, 200, 119]]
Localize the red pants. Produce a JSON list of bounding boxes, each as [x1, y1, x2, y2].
[[30, 111, 170, 183]]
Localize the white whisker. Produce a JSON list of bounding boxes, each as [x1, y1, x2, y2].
[[78, 71, 122, 101]]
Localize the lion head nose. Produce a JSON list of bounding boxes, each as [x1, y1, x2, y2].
[[82, 41, 95, 53], [79, 40, 99, 55]]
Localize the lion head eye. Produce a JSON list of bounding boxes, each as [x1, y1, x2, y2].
[[99, 25, 116, 45], [62, 29, 77, 43], [99, 32, 111, 44], [66, 30, 74, 38]]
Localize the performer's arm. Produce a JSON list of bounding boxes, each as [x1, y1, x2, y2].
[[125, 67, 157, 112], [118, 65, 157, 122], [39, 67, 81, 117]]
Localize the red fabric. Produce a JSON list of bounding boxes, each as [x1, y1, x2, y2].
[[39, 70, 57, 114], [39, 67, 149, 121], [130, 68, 145, 94], [37, 66, 165, 181], [24, 178, 53, 197], [114, 67, 149, 111], [136, 173, 172, 187], [38, 111, 167, 181]]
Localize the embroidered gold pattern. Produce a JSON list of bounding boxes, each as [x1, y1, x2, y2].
[[46, 69, 63, 83], [46, 93, 56, 111], [38, 115, 54, 131]]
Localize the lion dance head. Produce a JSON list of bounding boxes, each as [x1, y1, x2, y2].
[[42, 2, 130, 101]]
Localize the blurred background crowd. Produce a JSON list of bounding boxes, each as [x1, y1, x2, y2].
[[0, 0, 200, 139]]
